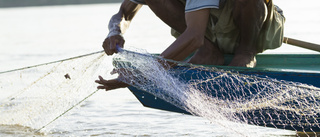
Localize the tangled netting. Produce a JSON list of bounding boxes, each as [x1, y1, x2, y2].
[[113, 48, 320, 136], [0, 52, 110, 132], [1, 47, 319, 136]]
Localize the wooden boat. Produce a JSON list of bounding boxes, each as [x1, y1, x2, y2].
[[114, 53, 320, 132]]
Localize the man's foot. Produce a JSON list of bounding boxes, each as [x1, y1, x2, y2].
[[228, 53, 256, 68]]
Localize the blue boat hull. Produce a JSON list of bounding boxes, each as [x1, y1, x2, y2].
[[128, 68, 320, 132], [113, 54, 320, 132]]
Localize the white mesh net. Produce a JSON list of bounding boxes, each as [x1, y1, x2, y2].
[[0, 47, 319, 136], [113, 48, 320, 136], [0, 52, 111, 133]]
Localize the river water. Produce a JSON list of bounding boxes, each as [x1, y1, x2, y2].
[[0, 1, 319, 136]]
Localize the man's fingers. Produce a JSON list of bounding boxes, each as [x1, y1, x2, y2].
[[95, 80, 101, 84], [103, 38, 116, 56], [109, 40, 116, 55], [103, 39, 111, 55], [95, 76, 110, 84], [97, 86, 106, 89], [103, 35, 125, 56], [96, 76, 123, 85], [97, 86, 113, 91], [98, 75, 104, 80]]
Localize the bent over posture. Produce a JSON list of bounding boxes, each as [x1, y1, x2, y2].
[[96, 0, 285, 90]]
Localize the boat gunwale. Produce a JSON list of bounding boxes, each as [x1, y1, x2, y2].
[[113, 53, 320, 74]]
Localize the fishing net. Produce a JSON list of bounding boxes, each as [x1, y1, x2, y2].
[[1, 46, 319, 136], [113, 47, 320, 136], [0, 51, 111, 133]]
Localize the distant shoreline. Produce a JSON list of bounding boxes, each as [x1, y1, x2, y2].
[[0, 0, 123, 8]]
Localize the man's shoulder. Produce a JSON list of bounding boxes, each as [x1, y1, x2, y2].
[[130, 0, 146, 5]]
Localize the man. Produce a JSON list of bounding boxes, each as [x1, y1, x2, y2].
[[96, 0, 285, 90]]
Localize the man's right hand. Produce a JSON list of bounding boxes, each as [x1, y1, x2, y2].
[[102, 35, 125, 55]]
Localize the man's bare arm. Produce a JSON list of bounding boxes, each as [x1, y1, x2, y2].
[[103, 0, 142, 55], [160, 9, 210, 61]]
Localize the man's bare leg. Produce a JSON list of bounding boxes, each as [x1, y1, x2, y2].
[[145, 0, 224, 65], [229, 0, 267, 67], [187, 38, 224, 65]]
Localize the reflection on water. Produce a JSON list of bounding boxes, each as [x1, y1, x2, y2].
[[0, 0, 319, 136]]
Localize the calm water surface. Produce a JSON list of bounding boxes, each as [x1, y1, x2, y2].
[[0, 1, 319, 136]]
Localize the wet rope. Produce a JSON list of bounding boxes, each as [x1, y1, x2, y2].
[[0, 50, 104, 75]]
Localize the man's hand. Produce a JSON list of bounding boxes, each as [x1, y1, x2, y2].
[[102, 35, 125, 55], [95, 76, 129, 91], [95, 68, 131, 91], [102, 0, 142, 56]]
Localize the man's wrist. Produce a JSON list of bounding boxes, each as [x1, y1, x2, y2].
[[107, 30, 123, 38]]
